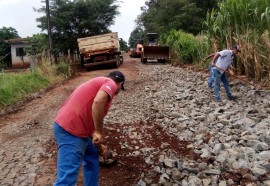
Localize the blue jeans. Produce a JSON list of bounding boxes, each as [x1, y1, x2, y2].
[[213, 69, 232, 99], [208, 65, 214, 88], [53, 122, 99, 186]]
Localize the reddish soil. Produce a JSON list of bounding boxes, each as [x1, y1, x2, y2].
[[29, 55, 203, 185], [2, 54, 265, 185], [39, 120, 202, 185]]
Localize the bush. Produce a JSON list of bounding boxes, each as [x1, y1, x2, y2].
[[159, 30, 200, 64], [0, 57, 70, 109], [194, 33, 213, 68], [57, 60, 70, 77]]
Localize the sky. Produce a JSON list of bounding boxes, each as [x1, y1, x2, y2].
[[0, 0, 146, 42]]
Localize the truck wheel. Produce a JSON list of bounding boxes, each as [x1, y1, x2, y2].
[[120, 56, 124, 64], [157, 59, 166, 63], [80, 55, 85, 68], [86, 66, 94, 71], [142, 58, 147, 64], [112, 56, 120, 68], [117, 59, 121, 67]]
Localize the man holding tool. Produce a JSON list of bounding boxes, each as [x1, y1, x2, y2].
[[210, 45, 241, 102], [53, 70, 125, 186]]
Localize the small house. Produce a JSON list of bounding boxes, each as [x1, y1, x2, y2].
[[5, 38, 30, 68]]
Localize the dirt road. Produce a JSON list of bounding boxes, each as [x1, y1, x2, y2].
[[0, 54, 195, 185], [2, 54, 269, 186]]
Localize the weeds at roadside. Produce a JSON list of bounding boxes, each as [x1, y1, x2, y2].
[[0, 58, 71, 110]]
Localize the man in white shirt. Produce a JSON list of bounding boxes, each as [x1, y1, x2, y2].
[[211, 45, 241, 102]]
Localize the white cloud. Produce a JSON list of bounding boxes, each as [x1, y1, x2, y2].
[[0, 0, 22, 5], [0, 0, 44, 37], [110, 0, 145, 42], [0, 0, 145, 42]]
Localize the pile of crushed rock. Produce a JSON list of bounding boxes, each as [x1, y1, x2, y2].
[[105, 61, 270, 186]]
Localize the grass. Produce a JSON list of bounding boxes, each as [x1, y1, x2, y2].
[[0, 71, 50, 107], [0, 58, 70, 109]]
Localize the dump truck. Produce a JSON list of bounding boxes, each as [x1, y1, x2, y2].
[[129, 39, 144, 58], [141, 33, 170, 64], [77, 32, 123, 69]]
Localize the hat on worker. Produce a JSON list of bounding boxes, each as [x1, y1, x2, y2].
[[108, 70, 125, 90], [232, 45, 241, 52]]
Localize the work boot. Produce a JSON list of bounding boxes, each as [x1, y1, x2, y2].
[[207, 87, 213, 94], [213, 97, 222, 102], [227, 95, 237, 100]]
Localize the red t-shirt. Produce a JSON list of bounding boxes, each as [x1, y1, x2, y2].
[[55, 77, 117, 138]]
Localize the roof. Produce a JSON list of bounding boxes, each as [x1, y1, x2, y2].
[[4, 38, 28, 44]]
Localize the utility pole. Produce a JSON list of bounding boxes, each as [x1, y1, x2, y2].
[[45, 0, 53, 62]]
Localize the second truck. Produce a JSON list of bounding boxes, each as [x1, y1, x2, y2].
[[129, 39, 144, 58]]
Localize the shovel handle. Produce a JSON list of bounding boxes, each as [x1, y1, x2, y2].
[[213, 66, 256, 87]]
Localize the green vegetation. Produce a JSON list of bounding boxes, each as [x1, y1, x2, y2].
[[0, 26, 19, 69], [25, 33, 48, 56], [0, 59, 70, 109], [136, 0, 218, 35], [1, 0, 269, 112], [56, 60, 71, 78], [128, 0, 218, 47], [0, 71, 50, 108], [119, 39, 129, 52], [36, 0, 120, 53], [131, 0, 270, 85], [159, 30, 200, 64], [204, 0, 270, 84], [0, 27, 19, 56]]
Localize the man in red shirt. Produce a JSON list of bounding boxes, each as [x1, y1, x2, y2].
[[53, 70, 125, 186]]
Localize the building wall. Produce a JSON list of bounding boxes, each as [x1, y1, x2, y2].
[[11, 43, 30, 68]]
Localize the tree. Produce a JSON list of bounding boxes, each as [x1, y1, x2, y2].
[[35, 0, 120, 54], [25, 33, 48, 56], [128, 27, 146, 48], [0, 27, 19, 56], [136, 0, 219, 35], [119, 39, 128, 52], [0, 27, 19, 67]]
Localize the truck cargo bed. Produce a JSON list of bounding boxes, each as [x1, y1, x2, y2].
[[77, 32, 119, 55]]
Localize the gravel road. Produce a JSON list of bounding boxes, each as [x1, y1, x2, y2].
[[1, 54, 270, 186]]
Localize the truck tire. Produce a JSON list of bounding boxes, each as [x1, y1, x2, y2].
[[117, 58, 121, 67], [142, 58, 147, 64], [120, 56, 124, 64], [157, 59, 166, 63], [112, 56, 121, 68], [80, 55, 85, 68], [86, 66, 94, 71]]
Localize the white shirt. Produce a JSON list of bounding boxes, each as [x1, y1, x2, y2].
[[213, 49, 234, 74]]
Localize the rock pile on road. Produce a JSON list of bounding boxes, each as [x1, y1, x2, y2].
[[105, 61, 270, 185]]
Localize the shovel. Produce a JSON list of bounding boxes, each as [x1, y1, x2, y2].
[[97, 144, 117, 168], [213, 66, 262, 90]]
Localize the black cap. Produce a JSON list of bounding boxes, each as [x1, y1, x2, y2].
[[232, 45, 241, 52], [108, 70, 125, 90]]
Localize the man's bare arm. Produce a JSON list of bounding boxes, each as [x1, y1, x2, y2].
[[92, 90, 109, 144], [211, 53, 220, 66]]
